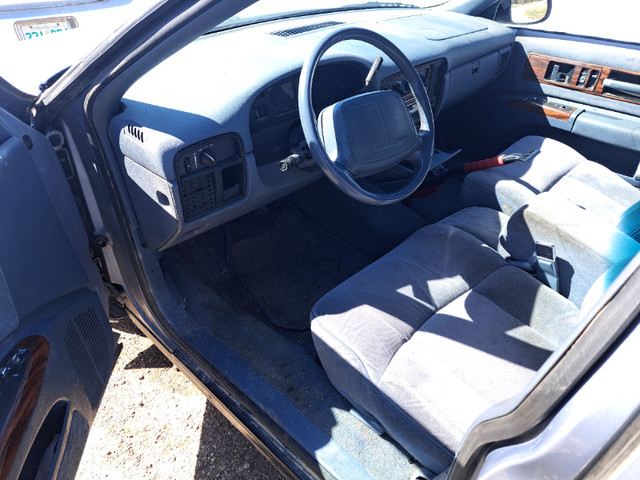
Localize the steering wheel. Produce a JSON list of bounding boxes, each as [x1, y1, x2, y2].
[[298, 27, 434, 205]]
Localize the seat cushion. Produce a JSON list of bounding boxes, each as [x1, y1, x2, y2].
[[311, 207, 580, 472], [549, 161, 640, 222], [438, 206, 510, 255], [378, 267, 578, 459], [311, 215, 507, 390], [461, 136, 640, 219]]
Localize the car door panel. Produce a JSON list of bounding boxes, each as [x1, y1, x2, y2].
[[510, 33, 640, 116], [0, 106, 113, 479], [509, 33, 640, 167], [439, 29, 640, 176]]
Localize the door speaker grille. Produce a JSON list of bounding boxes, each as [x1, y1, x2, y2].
[[64, 308, 112, 408]]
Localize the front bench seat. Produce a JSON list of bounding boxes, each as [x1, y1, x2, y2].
[[310, 207, 580, 472], [461, 136, 640, 218]]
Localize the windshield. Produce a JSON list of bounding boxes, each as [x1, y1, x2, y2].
[[214, 0, 449, 32], [0, 0, 448, 95]]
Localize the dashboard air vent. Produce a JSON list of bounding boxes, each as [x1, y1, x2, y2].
[[176, 134, 246, 223], [125, 124, 145, 143], [270, 21, 344, 37], [496, 49, 511, 76], [429, 59, 446, 110]]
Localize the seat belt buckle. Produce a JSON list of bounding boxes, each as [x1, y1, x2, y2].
[[535, 241, 559, 292], [464, 149, 540, 173], [500, 149, 540, 164]]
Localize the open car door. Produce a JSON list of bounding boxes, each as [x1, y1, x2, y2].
[[0, 81, 113, 480]]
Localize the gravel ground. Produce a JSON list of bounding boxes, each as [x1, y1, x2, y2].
[[76, 317, 286, 480]]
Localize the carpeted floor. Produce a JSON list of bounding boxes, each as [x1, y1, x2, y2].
[[157, 177, 469, 479], [225, 203, 371, 330]]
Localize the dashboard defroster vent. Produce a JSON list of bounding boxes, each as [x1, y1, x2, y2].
[[270, 21, 344, 37]]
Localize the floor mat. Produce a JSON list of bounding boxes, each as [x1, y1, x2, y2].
[[288, 179, 427, 259], [225, 204, 371, 330], [161, 242, 416, 480]]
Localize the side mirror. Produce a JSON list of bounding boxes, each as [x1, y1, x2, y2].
[[509, 0, 551, 24]]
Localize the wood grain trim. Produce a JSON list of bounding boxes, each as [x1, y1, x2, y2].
[[523, 53, 640, 106], [0, 336, 50, 479], [507, 98, 575, 121], [524, 53, 601, 92]]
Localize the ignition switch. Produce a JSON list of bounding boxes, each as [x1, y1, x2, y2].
[[278, 154, 302, 172], [278, 128, 315, 172]]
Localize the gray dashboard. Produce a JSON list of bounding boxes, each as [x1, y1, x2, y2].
[[109, 8, 514, 250]]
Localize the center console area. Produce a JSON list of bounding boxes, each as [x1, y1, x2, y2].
[[175, 134, 245, 223]]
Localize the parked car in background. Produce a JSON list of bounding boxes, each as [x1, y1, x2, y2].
[[0, 0, 155, 93], [1, 0, 640, 479]]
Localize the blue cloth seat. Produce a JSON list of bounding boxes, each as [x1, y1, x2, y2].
[[500, 192, 640, 306], [311, 139, 640, 473], [461, 136, 640, 219], [311, 207, 582, 472]]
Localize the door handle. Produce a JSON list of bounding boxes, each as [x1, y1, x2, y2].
[[602, 78, 640, 98]]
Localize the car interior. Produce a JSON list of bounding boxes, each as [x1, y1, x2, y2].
[[91, 3, 640, 479]]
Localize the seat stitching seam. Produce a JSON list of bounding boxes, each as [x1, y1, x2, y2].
[[472, 269, 561, 349], [465, 175, 498, 195], [312, 320, 375, 385], [442, 223, 508, 260], [626, 225, 640, 239], [382, 264, 508, 376], [542, 158, 584, 192], [473, 289, 533, 331], [376, 386, 455, 459], [378, 257, 438, 307]]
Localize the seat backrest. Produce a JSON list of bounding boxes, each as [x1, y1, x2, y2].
[[499, 192, 640, 306]]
